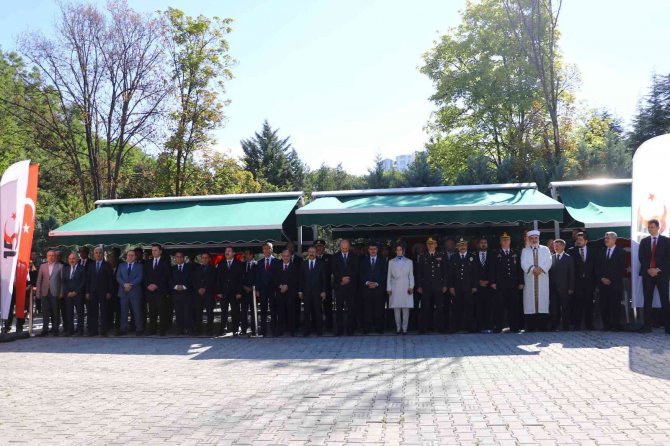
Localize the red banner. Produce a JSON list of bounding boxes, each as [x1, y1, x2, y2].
[[14, 164, 39, 319]]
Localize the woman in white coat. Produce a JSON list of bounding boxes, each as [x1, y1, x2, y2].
[[387, 244, 414, 334]]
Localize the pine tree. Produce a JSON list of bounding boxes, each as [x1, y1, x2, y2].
[[403, 152, 443, 187]]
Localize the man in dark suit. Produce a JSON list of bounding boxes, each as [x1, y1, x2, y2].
[[255, 242, 277, 336], [116, 249, 144, 335], [416, 237, 449, 334], [63, 252, 86, 336], [85, 247, 114, 336], [315, 240, 333, 332], [595, 232, 626, 331], [286, 241, 303, 331], [271, 250, 300, 336], [331, 239, 359, 336], [549, 239, 575, 331], [449, 239, 478, 333], [490, 233, 523, 333], [299, 246, 327, 336], [359, 241, 388, 334], [170, 251, 194, 335], [217, 246, 244, 336], [638, 219, 670, 333], [474, 236, 494, 332], [567, 231, 597, 330], [144, 244, 172, 336], [193, 252, 218, 336], [240, 249, 257, 336]]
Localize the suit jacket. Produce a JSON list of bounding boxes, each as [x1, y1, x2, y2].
[[299, 259, 327, 295], [549, 252, 575, 295], [63, 263, 86, 297], [450, 252, 478, 291], [474, 250, 494, 286], [272, 261, 300, 297], [218, 259, 244, 297], [86, 260, 114, 297], [78, 258, 93, 292], [192, 263, 218, 298], [638, 234, 670, 279], [596, 246, 626, 287], [36, 262, 63, 298], [143, 255, 172, 297], [490, 249, 522, 288], [359, 255, 387, 290], [170, 263, 194, 295], [242, 260, 257, 291], [316, 253, 333, 293], [255, 256, 277, 293], [332, 251, 359, 291], [116, 262, 144, 300], [567, 245, 597, 285]]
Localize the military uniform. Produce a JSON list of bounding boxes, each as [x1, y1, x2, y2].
[[490, 243, 523, 332], [415, 239, 450, 334], [450, 245, 479, 333]]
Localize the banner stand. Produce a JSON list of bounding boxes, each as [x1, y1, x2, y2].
[[251, 286, 260, 338]]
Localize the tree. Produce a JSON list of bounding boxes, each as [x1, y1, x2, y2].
[[403, 152, 443, 187], [241, 120, 306, 191], [15, 0, 169, 208], [365, 154, 389, 189], [306, 163, 364, 192], [573, 111, 631, 178], [629, 73, 670, 151], [160, 8, 235, 196]]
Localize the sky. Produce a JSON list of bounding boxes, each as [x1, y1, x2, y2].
[[1, 0, 669, 175]]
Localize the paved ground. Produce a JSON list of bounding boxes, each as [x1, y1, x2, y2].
[[1, 331, 670, 445]]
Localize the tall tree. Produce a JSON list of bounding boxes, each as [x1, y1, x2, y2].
[[160, 8, 235, 196], [15, 0, 169, 208], [403, 152, 443, 187], [629, 73, 670, 151], [365, 154, 389, 189], [241, 120, 305, 191]]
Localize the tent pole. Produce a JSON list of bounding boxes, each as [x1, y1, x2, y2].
[[298, 226, 303, 255], [553, 221, 560, 239], [533, 220, 538, 231], [312, 225, 318, 241], [252, 285, 259, 337]]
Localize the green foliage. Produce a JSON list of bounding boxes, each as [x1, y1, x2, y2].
[[403, 152, 443, 187], [306, 163, 364, 193], [629, 74, 670, 151]]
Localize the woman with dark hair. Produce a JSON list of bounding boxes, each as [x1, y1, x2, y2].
[[387, 244, 414, 334]]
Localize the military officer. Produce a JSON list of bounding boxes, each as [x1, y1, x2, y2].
[[415, 237, 449, 334], [490, 233, 523, 333], [449, 238, 478, 333]]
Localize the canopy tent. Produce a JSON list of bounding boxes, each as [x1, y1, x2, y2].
[[549, 179, 631, 238], [49, 192, 304, 247], [296, 184, 563, 230]]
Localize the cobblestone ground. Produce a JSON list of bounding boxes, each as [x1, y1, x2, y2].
[[1, 331, 670, 445]]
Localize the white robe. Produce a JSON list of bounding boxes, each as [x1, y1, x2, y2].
[[386, 256, 414, 308], [520, 245, 552, 314]]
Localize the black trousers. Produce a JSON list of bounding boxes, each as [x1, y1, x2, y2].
[[194, 293, 215, 334], [270, 292, 286, 335], [3, 290, 26, 332], [475, 285, 493, 331], [109, 295, 121, 330], [643, 275, 670, 331], [238, 291, 252, 334], [451, 288, 475, 332], [87, 292, 109, 335], [492, 286, 518, 332], [147, 293, 170, 335], [599, 282, 622, 330], [41, 294, 60, 333], [525, 313, 550, 331], [257, 286, 271, 335], [418, 286, 439, 333], [572, 280, 595, 329], [65, 294, 84, 334], [323, 289, 333, 332], [550, 288, 570, 330], [220, 293, 241, 334], [172, 292, 192, 334], [303, 291, 323, 335], [363, 287, 385, 333], [335, 284, 356, 335]]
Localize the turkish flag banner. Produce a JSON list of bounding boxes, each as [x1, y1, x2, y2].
[[14, 164, 39, 320]]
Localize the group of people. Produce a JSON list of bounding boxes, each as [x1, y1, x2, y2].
[[8, 218, 670, 337]]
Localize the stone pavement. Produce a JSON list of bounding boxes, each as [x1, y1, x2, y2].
[[1, 332, 670, 445]]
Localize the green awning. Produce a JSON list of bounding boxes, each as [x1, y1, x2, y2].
[[296, 184, 563, 227], [551, 180, 631, 238], [49, 192, 303, 246]]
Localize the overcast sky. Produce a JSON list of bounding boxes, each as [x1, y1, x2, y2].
[[2, 0, 668, 174]]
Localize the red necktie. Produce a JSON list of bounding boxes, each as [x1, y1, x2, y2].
[[651, 237, 657, 268], [265, 259, 270, 272]]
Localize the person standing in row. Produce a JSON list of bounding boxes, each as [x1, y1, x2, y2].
[[568, 232, 597, 330], [490, 233, 523, 333], [387, 244, 414, 334], [638, 219, 670, 333], [37, 250, 63, 336], [521, 230, 552, 331], [299, 246, 327, 336], [240, 249, 257, 336], [85, 247, 114, 336], [63, 253, 86, 336], [332, 239, 358, 336], [359, 241, 388, 334], [117, 249, 144, 336], [549, 239, 574, 331], [171, 251, 193, 335], [193, 252, 217, 336], [595, 232, 626, 331], [474, 236, 494, 332], [144, 244, 171, 336], [255, 242, 276, 337], [416, 237, 448, 334], [315, 240, 333, 333], [218, 247, 244, 336], [449, 239, 478, 333], [272, 249, 300, 336]]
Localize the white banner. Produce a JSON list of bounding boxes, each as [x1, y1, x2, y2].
[[0, 160, 30, 320], [631, 135, 670, 308]]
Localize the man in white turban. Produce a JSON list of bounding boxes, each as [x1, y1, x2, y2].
[[520, 230, 552, 331]]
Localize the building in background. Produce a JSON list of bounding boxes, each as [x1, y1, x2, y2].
[[381, 158, 394, 171], [380, 152, 418, 172]]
